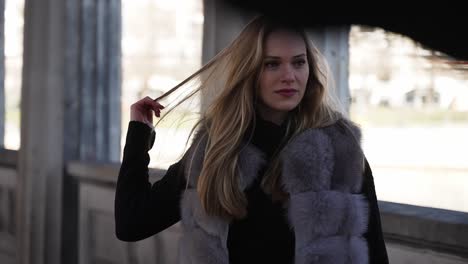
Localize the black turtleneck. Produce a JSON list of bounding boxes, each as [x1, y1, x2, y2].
[[228, 117, 294, 264], [115, 119, 388, 263]]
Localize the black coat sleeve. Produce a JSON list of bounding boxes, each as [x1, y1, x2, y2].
[[114, 121, 186, 242], [362, 158, 389, 263]]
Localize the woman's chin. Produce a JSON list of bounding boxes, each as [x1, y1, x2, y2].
[[273, 102, 300, 112]]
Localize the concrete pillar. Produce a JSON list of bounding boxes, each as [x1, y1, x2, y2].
[[17, 0, 121, 263], [18, 1, 67, 262], [202, 0, 252, 64], [309, 27, 351, 113], [0, 0, 4, 147], [201, 0, 255, 111], [78, 0, 121, 163]]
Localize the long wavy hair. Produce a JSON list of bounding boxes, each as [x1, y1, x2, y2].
[[155, 15, 346, 219]]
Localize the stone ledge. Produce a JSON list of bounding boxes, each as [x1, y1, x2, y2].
[[67, 160, 165, 185], [380, 201, 468, 259], [66, 161, 468, 259], [0, 149, 17, 168]]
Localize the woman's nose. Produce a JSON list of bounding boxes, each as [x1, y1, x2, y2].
[[281, 66, 295, 83]]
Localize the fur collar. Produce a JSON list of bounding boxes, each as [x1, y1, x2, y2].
[[178, 119, 369, 264]]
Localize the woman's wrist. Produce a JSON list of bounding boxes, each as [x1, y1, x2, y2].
[[130, 120, 155, 131], [127, 121, 156, 151]]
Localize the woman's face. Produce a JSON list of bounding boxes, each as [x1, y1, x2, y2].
[[257, 30, 309, 124]]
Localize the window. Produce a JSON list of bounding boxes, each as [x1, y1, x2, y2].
[[121, 0, 204, 169], [3, 0, 24, 150], [349, 26, 468, 212]]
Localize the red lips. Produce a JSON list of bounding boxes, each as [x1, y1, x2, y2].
[[275, 89, 298, 97]]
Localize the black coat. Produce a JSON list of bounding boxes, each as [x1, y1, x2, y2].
[[115, 120, 389, 263]]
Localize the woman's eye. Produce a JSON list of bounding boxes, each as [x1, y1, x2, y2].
[[264, 61, 279, 68], [294, 59, 306, 67]]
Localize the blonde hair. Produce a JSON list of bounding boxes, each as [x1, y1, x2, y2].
[[155, 15, 345, 219]]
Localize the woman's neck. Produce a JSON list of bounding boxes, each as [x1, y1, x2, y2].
[[256, 107, 288, 126]]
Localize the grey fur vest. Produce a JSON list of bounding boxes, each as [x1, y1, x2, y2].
[[178, 120, 369, 264]]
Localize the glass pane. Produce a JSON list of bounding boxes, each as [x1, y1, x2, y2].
[[4, 0, 24, 150], [121, 0, 204, 169], [349, 25, 468, 212]]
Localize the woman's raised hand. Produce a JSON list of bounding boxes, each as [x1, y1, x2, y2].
[[130, 96, 165, 127]]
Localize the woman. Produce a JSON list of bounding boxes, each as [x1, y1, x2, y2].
[[115, 15, 389, 264]]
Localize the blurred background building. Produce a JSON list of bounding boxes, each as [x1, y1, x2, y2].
[[0, 0, 467, 263]]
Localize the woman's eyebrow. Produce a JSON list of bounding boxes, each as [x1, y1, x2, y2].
[[264, 53, 306, 59], [293, 54, 306, 58]]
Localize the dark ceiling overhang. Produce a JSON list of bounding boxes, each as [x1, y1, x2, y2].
[[222, 0, 468, 62]]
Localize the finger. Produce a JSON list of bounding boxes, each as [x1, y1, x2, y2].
[[142, 96, 165, 111], [151, 99, 165, 110], [131, 97, 152, 110], [154, 101, 165, 109], [153, 108, 161, 118], [136, 96, 154, 105]]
